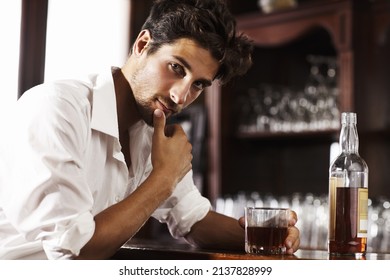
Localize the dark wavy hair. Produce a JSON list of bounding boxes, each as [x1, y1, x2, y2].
[[141, 0, 253, 85]]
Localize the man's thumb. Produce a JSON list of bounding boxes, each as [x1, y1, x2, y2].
[[153, 109, 166, 134]]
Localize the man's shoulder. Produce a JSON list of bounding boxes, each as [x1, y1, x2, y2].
[[46, 74, 96, 95], [23, 75, 97, 106]]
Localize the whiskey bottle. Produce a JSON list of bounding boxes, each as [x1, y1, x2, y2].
[[328, 112, 368, 256]]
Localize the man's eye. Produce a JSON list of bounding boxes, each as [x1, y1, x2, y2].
[[193, 81, 205, 91], [170, 63, 185, 76]]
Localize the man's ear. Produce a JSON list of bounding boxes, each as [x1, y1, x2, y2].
[[133, 29, 152, 56]]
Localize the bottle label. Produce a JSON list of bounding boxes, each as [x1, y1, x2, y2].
[[357, 188, 368, 238], [328, 177, 337, 240]]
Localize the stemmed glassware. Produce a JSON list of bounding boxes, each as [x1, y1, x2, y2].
[[237, 55, 340, 134]]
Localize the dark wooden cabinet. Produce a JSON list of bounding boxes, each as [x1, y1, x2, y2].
[[205, 0, 390, 203]]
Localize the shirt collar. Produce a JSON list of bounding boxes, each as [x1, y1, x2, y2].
[[90, 68, 119, 139]]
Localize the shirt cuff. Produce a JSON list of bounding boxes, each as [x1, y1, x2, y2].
[[157, 189, 211, 238]]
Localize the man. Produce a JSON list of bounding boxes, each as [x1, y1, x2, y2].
[[0, 0, 299, 259]]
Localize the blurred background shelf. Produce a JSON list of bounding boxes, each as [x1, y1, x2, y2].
[[236, 129, 339, 140], [205, 0, 390, 203]]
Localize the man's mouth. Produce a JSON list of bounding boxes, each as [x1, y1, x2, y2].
[[156, 99, 175, 116]]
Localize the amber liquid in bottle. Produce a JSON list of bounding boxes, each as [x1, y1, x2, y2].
[[328, 187, 367, 254], [328, 112, 368, 256]]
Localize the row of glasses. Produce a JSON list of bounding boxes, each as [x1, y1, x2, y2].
[[214, 192, 390, 253], [237, 55, 340, 134]]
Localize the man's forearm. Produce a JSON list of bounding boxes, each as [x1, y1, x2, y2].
[[185, 211, 245, 251], [76, 171, 175, 259]]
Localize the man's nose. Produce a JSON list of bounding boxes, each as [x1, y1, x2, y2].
[[170, 82, 190, 105]]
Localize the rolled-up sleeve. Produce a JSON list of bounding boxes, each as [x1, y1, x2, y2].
[[41, 212, 95, 259], [152, 170, 211, 238]]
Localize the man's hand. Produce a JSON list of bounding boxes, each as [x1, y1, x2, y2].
[[151, 109, 193, 188], [238, 210, 300, 254]]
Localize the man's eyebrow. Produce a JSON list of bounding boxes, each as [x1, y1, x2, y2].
[[198, 78, 212, 88], [174, 55, 192, 71], [173, 55, 213, 86]]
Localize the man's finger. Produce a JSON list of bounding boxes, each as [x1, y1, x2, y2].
[[288, 210, 298, 226], [153, 109, 166, 137]]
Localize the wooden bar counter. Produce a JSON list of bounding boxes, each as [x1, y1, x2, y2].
[[112, 238, 390, 260]]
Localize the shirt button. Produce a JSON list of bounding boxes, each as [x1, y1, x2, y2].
[[115, 196, 120, 202]]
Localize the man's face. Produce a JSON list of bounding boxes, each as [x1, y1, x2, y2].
[[129, 38, 219, 126]]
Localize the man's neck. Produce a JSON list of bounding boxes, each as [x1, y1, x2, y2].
[[112, 67, 140, 133]]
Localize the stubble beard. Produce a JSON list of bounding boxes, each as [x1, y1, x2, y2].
[[134, 97, 155, 127], [135, 96, 182, 127], [129, 68, 156, 127], [130, 70, 182, 127]]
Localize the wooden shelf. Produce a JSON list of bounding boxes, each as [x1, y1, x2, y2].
[[236, 128, 339, 140]]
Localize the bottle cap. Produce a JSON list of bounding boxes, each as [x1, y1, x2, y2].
[[341, 112, 357, 125]]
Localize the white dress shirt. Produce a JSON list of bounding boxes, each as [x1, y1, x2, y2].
[[0, 69, 211, 259]]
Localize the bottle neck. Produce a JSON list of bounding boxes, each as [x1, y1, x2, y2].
[[339, 123, 359, 154]]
